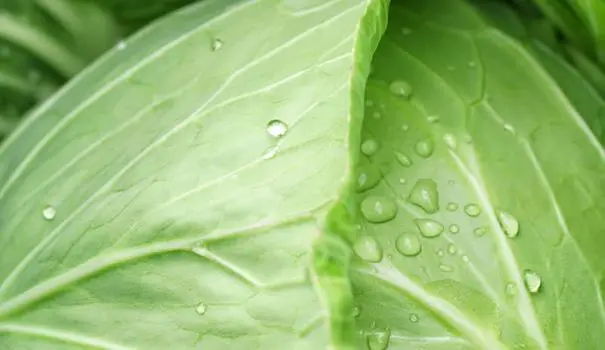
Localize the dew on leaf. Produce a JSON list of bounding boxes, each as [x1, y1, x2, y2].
[[468, 61, 477, 68], [474, 227, 488, 237], [352, 306, 361, 317], [266, 119, 288, 138], [415, 138, 435, 158], [461, 255, 469, 263], [389, 80, 413, 98], [401, 124, 409, 131], [42, 205, 56, 221], [211, 38, 224, 51], [464, 204, 482, 217], [504, 123, 516, 134], [447, 244, 457, 255], [443, 133, 457, 149], [353, 236, 383, 262], [361, 196, 397, 223], [372, 111, 381, 119], [523, 270, 542, 293], [395, 152, 413, 167], [498, 210, 519, 238], [398, 178, 406, 184], [262, 146, 278, 159], [415, 219, 444, 238], [116, 40, 126, 51], [356, 166, 382, 192], [448, 224, 460, 234], [439, 264, 453, 272], [396, 234, 422, 256], [427, 115, 440, 123], [367, 328, 390, 350], [408, 179, 439, 214], [366, 99, 374, 107], [446, 202, 459, 211], [361, 139, 379, 156], [505, 283, 517, 296], [409, 313, 419, 323], [436, 249, 444, 257], [195, 302, 207, 315]]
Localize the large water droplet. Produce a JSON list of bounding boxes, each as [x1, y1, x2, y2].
[[415, 138, 434, 158], [361, 196, 397, 223], [195, 302, 207, 315], [211, 38, 224, 51], [408, 179, 439, 214], [464, 204, 482, 217], [498, 210, 519, 238], [409, 313, 419, 323], [361, 139, 379, 156], [396, 234, 422, 257], [389, 80, 412, 98], [367, 328, 390, 350], [354, 236, 383, 262], [266, 119, 288, 138], [415, 219, 444, 238], [42, 206, 56, 221], [523, 270, 542, 293], [448, 224, 460, 234], [395, 152, 413, 167]]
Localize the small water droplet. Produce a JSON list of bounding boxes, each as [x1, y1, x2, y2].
[[352, 306, 361, 317], [401, 124, 409, 131], [367, 328, 390, 350], [461, 255, 469, 262], [409, 313, 419, 323], [116, 40, 127, 51], [408, 179, 439, 214], [446, 202, 459, 211], [262, 146, 278, 159], [361, 139, 379, 156], [398, 178, 407, 184], [523, 270, 542, 293], [474, 227, 488, 237], [448, 224, 460, 234], [42, 206, 56, 220], [464, 204, 482, 217], [415, 138, 435, 158], [353, 236, 383, 262], [468, 61, 476, 68], [504, 124, 515, 133], [396, 233, 422, 256], [427, 115, 440, 123], [372, 111, 381, 119], [389, 80, 413, 98], [266, 119, 288, 138], [415, 219, 444, 238], [447, 244, 458, 255], [366, 99, 374, 107], [447, 65, 455, 71], [395, 152, 413, 167], [498, 210, 519, 238], [439, 264, 453, 272], [361, 196, 397, 223], [402, 27, 412, 35], [436, 249, 444, 257], [195, 302, 207, 315], [505, 283, 517, 296], [211, 38, 224, 51], [443, 133, 457, 149]]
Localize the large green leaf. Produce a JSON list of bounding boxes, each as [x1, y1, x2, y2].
[[351, 0, 605, 349], [0, 0, 387, 348]]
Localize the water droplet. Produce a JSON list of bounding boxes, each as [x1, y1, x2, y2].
[[436, 249, 444, 257], [262, 146, 278, 159], [523, 270, 542, 293], [415, 219, 444, 238], [361, 139, 379, 156], [352, 306, 361, 317], [401, 124, 409, 131], [415, 138, 435, 158], [505, 283, 517, 296], [195, 302, 207, 315], [504, 124, 515, 134], [389, 80, 413, 98], [439, 264, 453, 272], [427, 115, 440, 123], [211, 38, 224, 51], [498, 210, 519, 238], [398, 178, 407, 184], [446, 202, 459, 211], [361, 196, 397, 223], [447, 244, 458, 255], [448, 224, 460, 234], [468, 61, 476, 68], [447, 65, 455, 71], [443, 133, 457, 149], [372, 111, 381, 119], [464, 204, 482, 217], [395, 152, 413, 167], [367, 328, 390, 350], [408, 179, 439, 214], [116, 40, 127, 51], [396, 234, 422, 257], [356, 167, 382, 192], [366, 99, 374, 107], [42, 205, 56, 220], [402, 27, 412, 35], [474, 227, 488, 237], [409, 313, 419, 323], [461, 255, 469, 262], [353, 236, 383, 262], [266, 119, 288, 138]]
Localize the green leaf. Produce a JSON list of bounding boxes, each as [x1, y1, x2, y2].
[[352, 0, 605, 349], [0, 0, 387, 348]]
